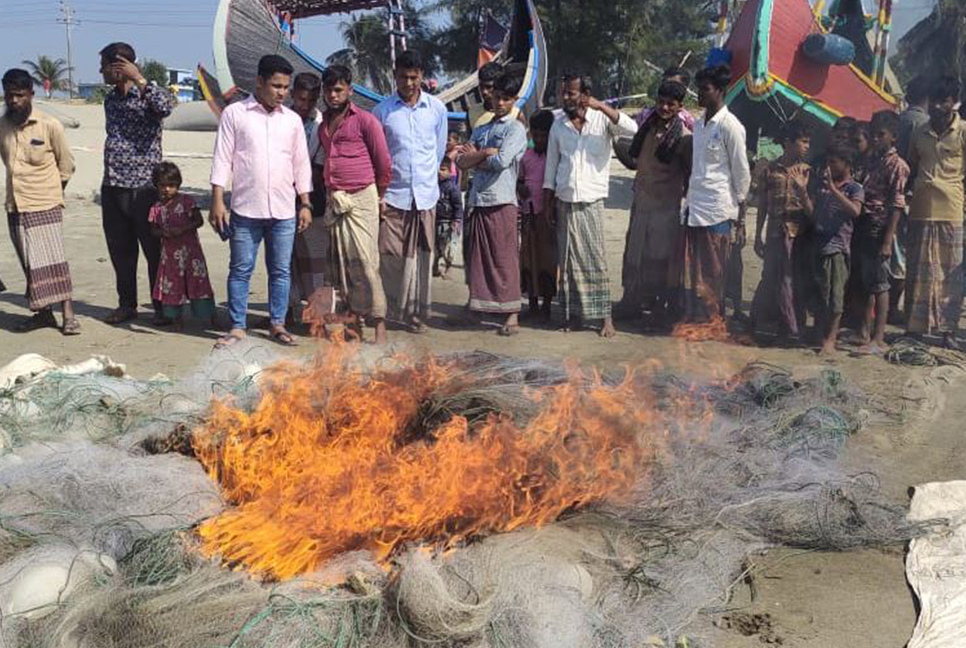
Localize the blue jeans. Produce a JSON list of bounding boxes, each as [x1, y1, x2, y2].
[[227, 214, 297, 331]]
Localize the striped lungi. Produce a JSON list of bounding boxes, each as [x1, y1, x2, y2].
[[379, 204, 435, 322], [7, 207, 72, 310], [905, 221, 963, 334], [557, 199, 612, 322]]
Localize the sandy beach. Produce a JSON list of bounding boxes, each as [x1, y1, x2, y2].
[[1, 101, 962, 647]]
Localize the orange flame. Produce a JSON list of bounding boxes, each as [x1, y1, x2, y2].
[[192, 346, 665, 580], [671, 315, 731, 343]]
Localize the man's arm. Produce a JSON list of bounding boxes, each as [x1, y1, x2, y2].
[[361, 114, 393, 195], [435, 101, 449, 165], [209, 110, 236, 231], [724, 119, 752, 207], [48, 119, 75, 187], [480, 123, 528, 172]]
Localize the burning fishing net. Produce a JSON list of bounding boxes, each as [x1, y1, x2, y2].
[[0, 346, 939, 648]]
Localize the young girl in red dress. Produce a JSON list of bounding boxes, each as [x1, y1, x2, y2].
[[149, 162, 215, 331]]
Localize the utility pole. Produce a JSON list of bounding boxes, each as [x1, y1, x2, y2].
[[58, 1, 75, 99]]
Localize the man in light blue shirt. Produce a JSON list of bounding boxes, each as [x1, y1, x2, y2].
[[456, 72, 528, 334], [373, 50, 449, 332]]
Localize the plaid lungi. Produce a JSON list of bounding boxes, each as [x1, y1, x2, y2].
[[680, 222, 731, 323], [905, 221, 963, 334], [557, 199, 612, 322], [290, 217, 329, 307], [379, 203, 435, 322], [7, 207, 72, 310], [323, 185, 387, 319]]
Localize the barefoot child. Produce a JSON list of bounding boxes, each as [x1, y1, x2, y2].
[[434, 157, 463, 279], [855, 110, 909, 354], [804, 145, 864, 355], [148, 162, 215, 330], [518, 109, 557, 322]]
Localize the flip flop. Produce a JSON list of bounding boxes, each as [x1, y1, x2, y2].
[[15, 310, 58, 332], [61, 318, 82, 336], [105, 307, 138, 325], [407, 321, 428, 334], [214, 332, 246, 350], [270, 329, 298, 347]]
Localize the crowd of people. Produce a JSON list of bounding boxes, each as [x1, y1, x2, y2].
[[1, 42, 964, 354]]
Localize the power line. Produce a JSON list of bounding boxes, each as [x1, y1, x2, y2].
[[56, 0, 75, 99]]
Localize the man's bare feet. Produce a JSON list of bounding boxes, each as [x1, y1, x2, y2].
[[373, 319, 388, 345], [818, 341, 837, 356], [215, 328, 247, 349]]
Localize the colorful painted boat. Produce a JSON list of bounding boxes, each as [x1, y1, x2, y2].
[[189, 0, 546, 128], [725, 0, 898, 142]]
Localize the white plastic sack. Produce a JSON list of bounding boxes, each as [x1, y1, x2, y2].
[[906, 480, 966, 648]]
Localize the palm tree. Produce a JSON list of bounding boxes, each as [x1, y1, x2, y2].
[[327, 14, 394, 95], [20, 55, 72, 98]]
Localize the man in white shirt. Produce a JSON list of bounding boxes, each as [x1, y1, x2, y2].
[[543, 73, 637, 338], [682, 64, 751, 323]]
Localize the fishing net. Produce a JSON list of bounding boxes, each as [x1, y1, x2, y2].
[[0, 345, 940, 648]]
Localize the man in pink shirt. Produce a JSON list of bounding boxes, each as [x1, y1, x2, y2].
[[318, 65, 392, 344], [209, 55, 313, 348]]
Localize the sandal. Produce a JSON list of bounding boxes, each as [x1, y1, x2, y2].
[[16, 310, 58, 332], [214, 332, 246, 350], [105, 307, 138, 325], [497, 324, 520, 337], [61, 318, 82, 336], [407, 320, 428, 334], [270, 328, 298, 347]]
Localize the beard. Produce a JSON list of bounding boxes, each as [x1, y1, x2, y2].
[[4, 105, 30, 125]]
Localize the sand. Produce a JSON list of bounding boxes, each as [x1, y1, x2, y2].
[[1, 101, 963, 647]]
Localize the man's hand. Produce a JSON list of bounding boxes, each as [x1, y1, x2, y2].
[[379, 197, 387, 219], [734, 222, 747, 248], [209, 199, 229, 234], [880, 238, 893, 258], [583, 96, 607, 112], [754, 237, 766, 259], [112, 56, 146, 86], [297, 205, 313, 233], [482, 147, 499, 157], [788, 166, 810, 194]]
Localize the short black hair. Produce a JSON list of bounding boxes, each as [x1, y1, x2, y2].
[[929, 75, 961, 103], [906, 75, 931, 105], [696, 64, 731, 91], [663, 66, 691, 87], [833, 116, 858, 132], [529, 109, 555, 133], [152, 161, 182, 187], [1, 68, 33, 92], [395, 50, 424, 72], [560, 71, 592, 95], [322, 65, 352, 87], [870, 109, 900, 136], [479, 62, 503, 84], [100, 42, 136, 63], [493, 72, 523, 98], [293, 72, 321, 93], [853, 121, 870, 141], [826, 143, 855, 168], [779, 119, 810, 145], [257, 54, 294, 80], [657, 80, 687, 103]]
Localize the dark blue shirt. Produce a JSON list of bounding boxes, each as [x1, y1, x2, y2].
[[814, 179, 864, 256], [103, 84, 174, 188], [436, 176, 463, 224]]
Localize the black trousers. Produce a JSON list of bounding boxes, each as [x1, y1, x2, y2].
[[101, 185, 161, 312]]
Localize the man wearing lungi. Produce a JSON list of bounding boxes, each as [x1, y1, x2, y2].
[[543, 72, 638, 338], [456, 72, 528, 336], [681, 64, 751, 323], [373, 50, 449, 334], [904, 75, 966, 349], [319, 65, 392, 344], [0, 68, 78, 335]]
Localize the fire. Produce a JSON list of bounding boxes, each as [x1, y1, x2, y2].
[[192, 346, 665, 580], [671, 316, 731, 342]]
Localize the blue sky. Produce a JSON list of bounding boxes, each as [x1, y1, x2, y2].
[[0, 0, 939, 85]]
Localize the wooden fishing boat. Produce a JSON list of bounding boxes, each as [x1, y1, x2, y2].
[[185, 0, 546, 128], [725, 0, 898, 144]]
